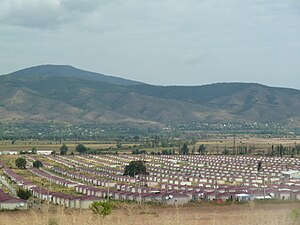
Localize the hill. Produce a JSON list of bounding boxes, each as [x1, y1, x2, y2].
[[0, 65, 299, 126], [5, 64, 143, 86]]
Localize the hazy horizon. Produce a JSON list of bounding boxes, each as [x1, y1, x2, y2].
[[1, 64, 300, 91], [1, 1, 300, 89]]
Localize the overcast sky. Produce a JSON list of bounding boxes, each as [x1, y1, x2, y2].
[[0, 0, 300, 89]]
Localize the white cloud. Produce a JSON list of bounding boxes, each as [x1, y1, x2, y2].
[[60, 0, 101, 12], [0, 0, 107, 28], [0, 0, 62, 28], [0, 0, 299, 88]]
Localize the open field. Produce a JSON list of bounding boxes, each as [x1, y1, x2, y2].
[[0, 140, 134, 152], [0, 137, 299, 154], [195, 136, 300, 154], [0, 202, 299, 225]]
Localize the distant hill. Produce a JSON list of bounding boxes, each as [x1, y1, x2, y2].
[[0, 65, 299, 126], [5, 64, 143, 86]]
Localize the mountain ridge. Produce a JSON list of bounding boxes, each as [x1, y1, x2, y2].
[[0, 65, 299, 126], [3, 64, 144, 86]]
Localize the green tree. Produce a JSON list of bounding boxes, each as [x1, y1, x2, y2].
[[133, 135, 139, 142], [116, 142, 122, 149], [162, 149, 173, 155], [124, 161, 149, 177], [132, 149, 146, 154], [180, 143, 189, 155], [15, 157, 27, 169], [222, 148, 229, 155], [17, 188, 32, 200], [31, 147, 37, 154], [271, 145, 275, 156], [198, 144, 206, 155], [33, 160, 43, 169], [279, 144, 284, 157], [257, 161, 263, 172], [75, 143, 87, 155], [291, 147, 296, 158], [51, 150, 56, 155], [296, 144, 300, 155], [60, 144, 68, 155]]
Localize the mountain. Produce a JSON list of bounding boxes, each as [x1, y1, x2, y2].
[[0, 65, 299, 126], [5, 64, 143, 86]]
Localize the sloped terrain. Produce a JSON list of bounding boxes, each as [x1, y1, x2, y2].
[[0, 65, 299, 126]]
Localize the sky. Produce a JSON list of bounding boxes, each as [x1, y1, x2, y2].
[[0, 0, 300, 89]]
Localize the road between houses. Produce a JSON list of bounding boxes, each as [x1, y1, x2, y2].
[[0, 175, 17, 196]]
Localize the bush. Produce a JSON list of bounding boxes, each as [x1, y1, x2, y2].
[[222, 148, 230, 155], [90, 201, 113, 217], [48, 218, 59, 225], [17, 188, 32, 200], [60, 144, 68, 155], [75, 144, 88, 155], [15, 157, 27, 169], [288, 208, 300, 224], [33, 160, 43, 169]]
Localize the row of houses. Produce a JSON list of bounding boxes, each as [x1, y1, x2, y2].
[[60, 154, 300, 202], [3, 167, 36, 190], [0, 189, 27, 210], [28, 168, 78, 188], [39, 155, 300, 202], [72, 154, 300, 184], [10, 154, 300, 205], [2, 167, 102, 209], [51, 166, 116, 188], [31, 187, 102, 208], [110, 154, 300, 183], [28, 165, 191, 205], [75, 185, 190, 205], [0, 150, 53, 155], [44, 155, 141, 185]]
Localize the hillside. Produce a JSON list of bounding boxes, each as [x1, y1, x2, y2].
[[0, 65, 299, 126]]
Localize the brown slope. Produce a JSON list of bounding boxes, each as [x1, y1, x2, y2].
[[0, 65, 299, 126]]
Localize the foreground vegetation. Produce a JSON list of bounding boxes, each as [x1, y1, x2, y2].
[[0, 202, 299, 225]]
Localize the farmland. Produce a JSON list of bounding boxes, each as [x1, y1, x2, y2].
[[1, 136, 300, 154]]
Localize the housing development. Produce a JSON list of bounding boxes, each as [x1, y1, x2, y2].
[[1, 152, 300, 210]]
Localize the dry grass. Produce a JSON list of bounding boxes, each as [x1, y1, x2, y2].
[[0, 202, 299, 225], [1, 137, 299, 154], [0, 140, 135, 152], [195, 137, 300, 154]]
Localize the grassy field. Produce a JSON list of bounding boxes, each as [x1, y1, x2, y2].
[[0, 140, 134, 153], [194, 137, 300, 154], [0, 202, 299, 225], [0, 137, 299, 155]]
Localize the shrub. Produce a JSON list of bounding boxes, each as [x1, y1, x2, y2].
[[33, 160, 43, 169], [15, 157, 27, 169], [17, 188, 32, 200], [48, 218, 59, 225], [90, 201, 113, 217], [60, 144, 68, 155], [288, 208, 300, 225]]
